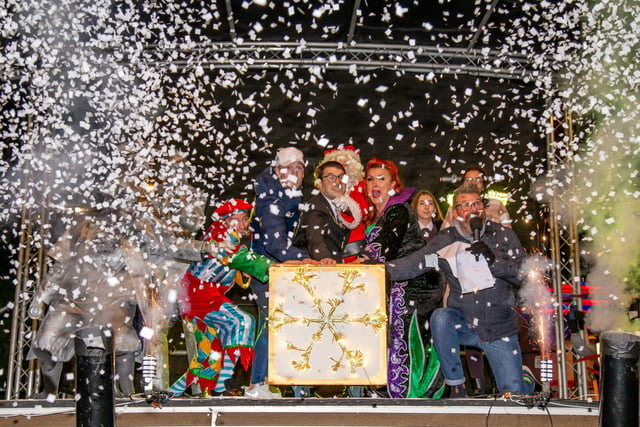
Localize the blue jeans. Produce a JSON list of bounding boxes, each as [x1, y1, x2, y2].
[[250, 279, 269, 384], [431, 307, 532, 394]]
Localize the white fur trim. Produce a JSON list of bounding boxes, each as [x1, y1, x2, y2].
[[334, 195, 362, 230]]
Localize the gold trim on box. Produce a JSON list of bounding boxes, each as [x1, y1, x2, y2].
[[268, 264, 387, 385]]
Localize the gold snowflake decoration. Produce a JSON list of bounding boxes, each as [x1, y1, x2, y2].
[[269, 265, 387, 374]]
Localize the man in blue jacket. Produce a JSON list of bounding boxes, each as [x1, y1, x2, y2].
[[385, 181, 533, 397], [245, 147, 310, 398]]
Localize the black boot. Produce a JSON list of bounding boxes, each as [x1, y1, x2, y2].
[[472, 377, 489, 397], [448, 383, 468, 398]]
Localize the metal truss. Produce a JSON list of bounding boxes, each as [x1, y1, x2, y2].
[[144, 41, 534, 80], [5, 205, 46, 400], [193, 0, 526, 79], [545, 109, 590, 400]]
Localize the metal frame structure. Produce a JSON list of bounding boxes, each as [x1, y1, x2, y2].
[[545, 110, 590, 400], [5, 205, 46, 400], [144, 41, 532, 80], [142, 0, 529, 79]]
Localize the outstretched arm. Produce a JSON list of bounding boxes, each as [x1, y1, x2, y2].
[[384, 232, 451, 281], [385, 246, 438, 282]]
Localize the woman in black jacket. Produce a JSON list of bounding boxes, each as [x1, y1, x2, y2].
[[360, 158, 445, 399]]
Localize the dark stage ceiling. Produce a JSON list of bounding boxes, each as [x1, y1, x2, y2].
[[140, 0, 546, 53], [138, 0, 553, 221]]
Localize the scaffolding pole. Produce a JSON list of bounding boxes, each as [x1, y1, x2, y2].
[[545, 109, 589, 400]]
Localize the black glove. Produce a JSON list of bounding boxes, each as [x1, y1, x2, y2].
[[466, 241, 496, 265]]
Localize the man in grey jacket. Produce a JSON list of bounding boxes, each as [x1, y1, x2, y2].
[[385, 181, 532, 397]]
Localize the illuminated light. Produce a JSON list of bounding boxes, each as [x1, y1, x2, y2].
[[485, 189, 509, 205], [445, 190, 510, 208], [540, 358, 553, 382], [268, 264, 387, 385]]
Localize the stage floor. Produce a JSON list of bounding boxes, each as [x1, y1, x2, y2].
[[0, 396, 600, 427]]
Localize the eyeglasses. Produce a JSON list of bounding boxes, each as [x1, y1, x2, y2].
[[465, 177, 483, 183], [321, 173, 346, 183], [454, 201, 484, 211]]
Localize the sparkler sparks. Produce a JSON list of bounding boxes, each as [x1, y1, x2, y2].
[[520, 256, 555, 359]]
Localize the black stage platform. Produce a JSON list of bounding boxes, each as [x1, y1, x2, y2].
[[0, 396, 600, 427]]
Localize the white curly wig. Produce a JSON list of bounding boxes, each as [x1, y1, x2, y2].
[[321, 146, 365, 190]]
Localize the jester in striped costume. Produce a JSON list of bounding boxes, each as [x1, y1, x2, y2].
[[170, 199, 272, 396]]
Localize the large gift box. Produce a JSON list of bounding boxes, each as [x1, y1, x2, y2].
[[268, 264, 387, 385]]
